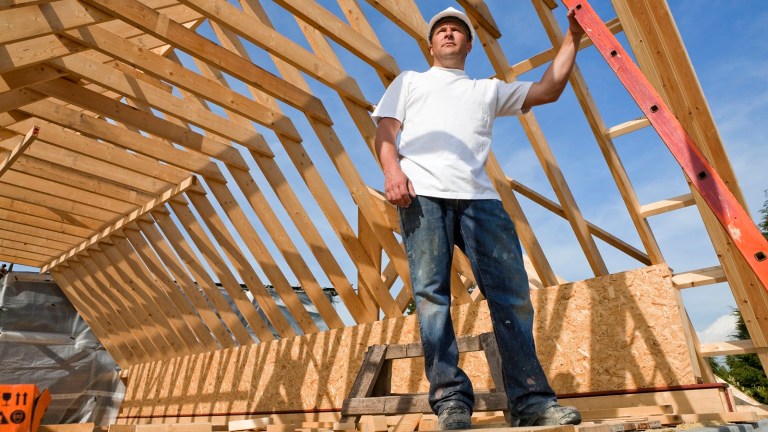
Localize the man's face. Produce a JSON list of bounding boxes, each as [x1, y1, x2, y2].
[[429, 18, 472, 60]]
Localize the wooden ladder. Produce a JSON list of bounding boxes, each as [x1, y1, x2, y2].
[[340, 332, 512, 425]]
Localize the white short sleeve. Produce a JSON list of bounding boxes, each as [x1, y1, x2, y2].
[[494, 79, 534, 117], [371, 72, 411, 125]]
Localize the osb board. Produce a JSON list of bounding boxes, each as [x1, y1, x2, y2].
[[119, 265, 694, 420]]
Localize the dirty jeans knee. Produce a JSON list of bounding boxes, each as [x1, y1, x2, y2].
[[399, 196, 475, 415], [457, 199, 557, 422]]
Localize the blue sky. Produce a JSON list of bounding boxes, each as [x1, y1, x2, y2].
[[10, 1, 768, 345]]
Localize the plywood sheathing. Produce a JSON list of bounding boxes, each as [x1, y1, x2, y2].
[[118, 265, 693, 421]]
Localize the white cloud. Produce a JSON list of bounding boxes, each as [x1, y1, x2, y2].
[[697, 313, 737, 344]]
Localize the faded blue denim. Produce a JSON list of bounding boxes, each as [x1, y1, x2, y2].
[[399, 196, 557, 423]]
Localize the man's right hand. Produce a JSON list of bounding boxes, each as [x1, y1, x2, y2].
[[384, 166, 416, 207]]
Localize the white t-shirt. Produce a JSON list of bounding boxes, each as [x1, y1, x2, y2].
[[372, 67, 532, 199]]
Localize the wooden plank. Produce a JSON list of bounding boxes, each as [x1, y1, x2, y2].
[[508, 18, 622, 79], [31, 78, 268, 163], [60, 24, 329, 130], [0, 0, 110, 44], [3, 169, 138, 214], [639, 193, 696, 218], [50, 54, 300, 144], [86, 251, 173, 355], [228, 418, 270, 431], [52, 268, 132, 366], [672, 266, 727, 289], [42, 176, 196, 271], [699, 339, 768, 357], [605, 117, 651, 139], [203, 13, 382, 325], [0, 63, 67, 93], [174, 0, 371, 110], [9, 156, 156, 206], [272, 0, 399, 81], [18, 99, 226, 182], [0, 124, 36, 176], [0, 179, 120, 222], [107, 233, 207, 353], [185, 185, 308, 337], [75, 0, 338, 121], [226, 166, 343, 330], [124, 219, 231, 349], [1, 118, 189, 190], [364, 0, 430, 58], [0, 229, 70, 252], [509, 179, 651, 265], [133, 214, 258, 346], [391, 414, 421, 432], [97, 242, 194, 355], [343, 344, 388, 402], [0, 218, 87, 245], [457, 0, 501, 39], [580, 405, 672, 421], [649, 412, 758, 425], [68, 260, 150, 363], [0, 34, 86, 73]]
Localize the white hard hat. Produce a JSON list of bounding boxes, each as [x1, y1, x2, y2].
[[426, 7, 476, 44]]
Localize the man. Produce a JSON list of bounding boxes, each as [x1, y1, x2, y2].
[[372, 5, 585, 430]]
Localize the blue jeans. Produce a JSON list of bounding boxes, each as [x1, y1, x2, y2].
[[399, 196, 557, 423]]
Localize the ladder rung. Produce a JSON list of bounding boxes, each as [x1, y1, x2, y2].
[[672, 266, 727, 289], [639, 193, 695, 218], [699, 339, 768, 357], [605, 116, 650, 139]]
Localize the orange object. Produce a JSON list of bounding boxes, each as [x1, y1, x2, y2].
[[0, 385, 50, 432]]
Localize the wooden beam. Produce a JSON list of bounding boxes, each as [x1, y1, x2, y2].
[[272, 0, 399, 81], [73, 0, 338, 121], [0, 124, 37, 176], [0, 179, 120, 222], [185, 185, 312, 337], [174, 0, 372, 109], [457, 0, 501, 39], [203, 13, 397, 323], [672, 266, 727, 289], [640, 193, 696, 218], [0, 63, 67, 93], [31, 78, 270, 162], [0, 0, 110, 44], [699, 339, 768, 357], [509, 179, 651, 265], [9, 156, 157, 206], [2, 118, 189, 190], [124, 221, 240, 349], [41, 176, 197, 272], [0, 34, 86, 73], [50, 54, 301, 143], [18, 99, 226, 182], [605, 116, 651, 139]]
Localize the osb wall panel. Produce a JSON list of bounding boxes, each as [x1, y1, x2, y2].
[[118, 265, 693, 421]]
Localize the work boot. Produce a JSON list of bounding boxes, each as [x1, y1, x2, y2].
[[437, 403, 472, 430], [529, 404, 582, 426]]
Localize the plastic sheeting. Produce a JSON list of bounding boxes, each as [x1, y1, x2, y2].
[[0, 272, 124, 425]]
